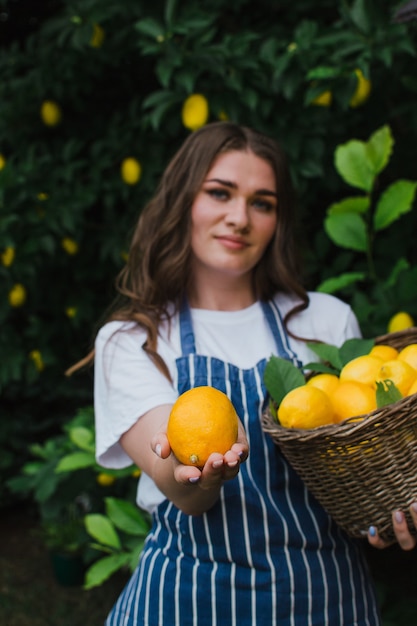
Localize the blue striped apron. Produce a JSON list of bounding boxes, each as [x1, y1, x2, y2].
[[106, 300, 380, 626]]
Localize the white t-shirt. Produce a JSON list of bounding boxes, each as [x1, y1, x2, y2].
[[94, 291, 361, 512]]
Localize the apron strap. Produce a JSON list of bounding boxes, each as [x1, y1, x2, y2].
[[180, 298, 302, 367], [179, 299, 197, 355], [260, 300, 303, 369]]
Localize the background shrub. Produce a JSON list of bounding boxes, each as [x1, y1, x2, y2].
[[1, 0, 416, 503]]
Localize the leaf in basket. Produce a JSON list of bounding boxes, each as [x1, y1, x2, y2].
[[339, 337, 375, 365], [305, 342, 343, 372], [303, 362, 340, 375], [264, 356, 305, 406], [376, 379, 403, 408]]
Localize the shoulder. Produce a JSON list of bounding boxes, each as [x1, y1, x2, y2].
[[274, 290, 361, 345]]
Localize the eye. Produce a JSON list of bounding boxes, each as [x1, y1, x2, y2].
[[205, 187, 230, 201], [252, 197, 275, 212]]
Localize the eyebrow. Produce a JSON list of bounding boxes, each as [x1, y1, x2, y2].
[[205, 178, 278, 198]]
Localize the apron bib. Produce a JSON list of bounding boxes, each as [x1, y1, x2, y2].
[[106, 301, 380, 626]]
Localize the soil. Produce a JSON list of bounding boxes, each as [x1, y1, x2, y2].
[[0, 503, 129, 626]]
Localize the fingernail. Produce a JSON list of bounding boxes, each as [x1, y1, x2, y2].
[[212, 460, 223, 468], [155, 443, 162, 458], [395, 510, 404, 524], [227, 460, 238, 468], [369, 526, 377, 537], [238, 450, 244, 457], [411, 502, 417, 514], [189, 476, 199, 484]]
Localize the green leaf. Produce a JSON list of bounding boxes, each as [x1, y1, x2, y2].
[[327, 196, 370, 215], [335, 140, 375, 192], [339, 338, 375, 365], [84, 553, 131, 589], [376, 380, 402, 408], [105, 497, 150, 536], [85, 514, 122, 549], [366, 125, 394, 176], [305, 342, 343, 371], [55, 451, 96, 472], [324, 212, 368, 252], [134, 18, 164, 39], [317, 272, 366, 294], [264, 356, 305, 406], [69, 426, 95, 453], [373, 180, 417, 231]]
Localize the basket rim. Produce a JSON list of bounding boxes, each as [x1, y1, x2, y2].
[[262, 390, 417, 442]]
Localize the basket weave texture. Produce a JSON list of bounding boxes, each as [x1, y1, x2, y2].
[[261, 328, 417, 542]]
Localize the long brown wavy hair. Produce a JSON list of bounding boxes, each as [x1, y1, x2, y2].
[[68, 122, 309, 378]]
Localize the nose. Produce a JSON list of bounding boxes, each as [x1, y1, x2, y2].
[[225, 198, 250, 230]]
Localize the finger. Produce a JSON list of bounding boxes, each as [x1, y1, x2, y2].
[[367, 526, 391, 550], [151, 432, 171, 459], [392, 510, 416, 551], [410, 502, 417, 528]]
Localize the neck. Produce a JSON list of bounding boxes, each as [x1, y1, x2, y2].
[[188, 275, 256, 311]]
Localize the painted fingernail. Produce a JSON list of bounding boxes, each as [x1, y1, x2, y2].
[[212, 460, 223, 468], [368, 526, 377, 537], [189, 476, 199, 484], [395, 510, 404, 524], [155, 443, 162, 458], [238, 450, 244, 457]]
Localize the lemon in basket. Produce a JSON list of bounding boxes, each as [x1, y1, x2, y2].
[[397, 344, 417, 370], [306, 373, 340, 395], [377, 359, 417, 397], [339, 354, 383, 389], [330, 380, 377, 423], [369, 344, 399, 362], [406, 378, 417, 397], [278, 385, 335, 429]]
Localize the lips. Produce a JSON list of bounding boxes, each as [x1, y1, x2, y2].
[[215, 235, 249, 250]]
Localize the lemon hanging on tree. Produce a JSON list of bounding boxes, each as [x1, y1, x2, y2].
[[349, 69, 371, 108], [121, 158, 142, 185], [181, 94, 209, 131], [167, 386, 238, 467], [388, 311, 415, 333], [40, 100, 62, 126], [8, 283, 26, 307]]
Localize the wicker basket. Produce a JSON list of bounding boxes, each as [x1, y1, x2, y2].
[[261, 327, 417, 542]]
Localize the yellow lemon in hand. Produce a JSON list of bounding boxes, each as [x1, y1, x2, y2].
[[388, 311, 414, 333], [41, 100, 62, 126], [181, 94, 209, 131], [167, 386, 238, 467], [278, 385, 335, 429], [330, 380, 377, 423], [339, 354, 383, 389]]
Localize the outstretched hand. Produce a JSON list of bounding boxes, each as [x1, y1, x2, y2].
[[367, 504, 417, 550], [151, 419, 249, 489]]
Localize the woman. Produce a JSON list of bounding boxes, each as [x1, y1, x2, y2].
[[94, 122, 415, 625]]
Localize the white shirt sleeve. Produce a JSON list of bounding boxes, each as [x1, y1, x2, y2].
[[94, 320, 178, 468]]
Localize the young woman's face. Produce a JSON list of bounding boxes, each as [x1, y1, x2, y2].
[[190, 149, 278, 285]]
